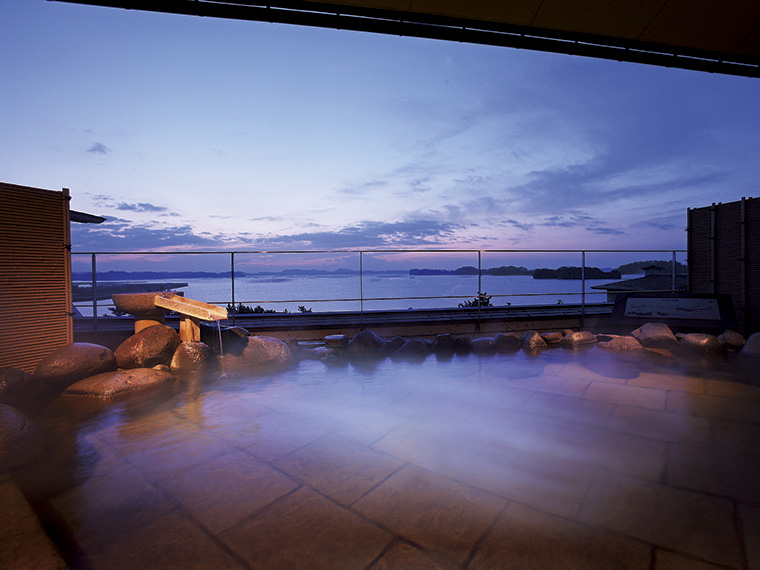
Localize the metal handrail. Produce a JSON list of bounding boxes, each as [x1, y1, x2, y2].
[[71, 247, 687, 330]]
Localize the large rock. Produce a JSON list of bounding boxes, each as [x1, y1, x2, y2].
[[679, 333, 721, 353], [718, 330, 746, 351], [434, 334, 456, 354], [200, 323, 249, 354], [598, 336, 644, 351], [521, 330, 547, 351], [454, 336, 473, 354], [170, 342, 217, 373], [324, 334, 349, 348], [392, 338, 432, 361], [540, 332, 563, 345], [742, 333, 760, 358], [220, 336, 296, 373], [0, 404, 41, 472], [115, 324, 180, 369], [494, 333, 521, 352], [0, 367, 55, 415], [347, 330, 387, 359], [559, 331, 597, 348], [33, 343, 117, 392], [631, 323, 679, 349], [471, 337, 497, 354], [64, 368, 177, 399], [386, 336, 408, 354]]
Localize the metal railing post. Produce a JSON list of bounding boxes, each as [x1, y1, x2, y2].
[[477, 250, 482, 332], [91, 253, 98, 332], [672, 250, 677, 292], [580, 251, 586, 329], [230, 252, 236, 326], [360, 251, 364, 328]]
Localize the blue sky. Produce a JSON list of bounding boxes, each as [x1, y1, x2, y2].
[[3, 0, 759, 270]]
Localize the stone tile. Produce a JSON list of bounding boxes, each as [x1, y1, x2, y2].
[[608, 404, 712, 444], [739, 504, 760, 570], [352, 465, 505, 566], [156, 448, 300, 534], [503, 374, 591, 398], [666, 441, 760, 503], [99, 412, 236, 483], [705, 379, 760, 400], [583, 381, 667, 410], [628, 372, 706, 394], [521, 391, 615, 429], [293, 399, 410, 446], [461, 448, 596, 519], [467, 410, 665, 482], [666, 391, 760, 424], [554, 360, 632, 384], [273, 433, 405, 506], [371, 421, 483, 481], [238, 409, 329, 462], [392, 390, 482, 427], [469, 502, 651, 570], [83, 510, 246, 570], [0, 476, 67, 570], [48, 445, 177, 550], [653, 549, 738, 570], [176, 391, 271, 440], [447, 382, 533, 414], [710, 418, 760, 455], [577, 471, 743, 568], [370, 540, 459, 570], [219, 487, 391, 569]]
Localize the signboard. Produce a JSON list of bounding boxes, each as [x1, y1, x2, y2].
[[611, 293, 736, 329]]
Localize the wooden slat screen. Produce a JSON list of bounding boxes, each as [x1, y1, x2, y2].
[[0, 182, 72, 373]]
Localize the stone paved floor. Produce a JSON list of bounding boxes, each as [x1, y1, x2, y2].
[[12, 348, 760, 569]]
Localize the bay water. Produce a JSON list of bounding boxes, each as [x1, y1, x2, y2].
[[75, 273, 636, 316]]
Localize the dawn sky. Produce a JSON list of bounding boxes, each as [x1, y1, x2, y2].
[[3, 1, 759, 267]]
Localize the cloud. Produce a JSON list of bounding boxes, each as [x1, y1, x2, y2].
[[259, 219, 462, 249], [87, 142, 111, 154], [116, 202, 168, 213]]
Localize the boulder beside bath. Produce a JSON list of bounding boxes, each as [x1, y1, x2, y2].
[[63, 368, 177, 399], [741, 332, 760, 358], [0, 367, 55, 415], [631, 322, 679, 349], [170, 342, 217, 373], [347, 330, 387, 359], [598, 336, 644, 351], [522, 330, 547, 351], [33, 343, 117, 392], [718, 330, 745, 351], [115, 324, 180, 369], [559, 331, 597, 348], [679, 333, 721, 353], [220, 336, 296, 374], [0, 404, 41, 472]]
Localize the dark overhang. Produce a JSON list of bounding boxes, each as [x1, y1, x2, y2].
[[50, 0, 760, 78], [71, 210, 106, 224]]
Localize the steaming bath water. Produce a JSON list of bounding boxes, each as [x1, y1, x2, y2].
[[13, 347, 760, 569]]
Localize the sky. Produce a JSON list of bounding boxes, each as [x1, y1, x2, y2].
[[2, 1, 760, 272]]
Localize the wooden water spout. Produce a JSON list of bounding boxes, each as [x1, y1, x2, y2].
[[153, 293, 228, 342]]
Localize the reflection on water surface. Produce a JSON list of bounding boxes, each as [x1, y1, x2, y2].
[[13, 347, 760, 569]]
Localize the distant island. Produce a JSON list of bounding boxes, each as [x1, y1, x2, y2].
[[409, 265, 620, 279], [532, 266, 621, 279], [410, 265, 531, 276]]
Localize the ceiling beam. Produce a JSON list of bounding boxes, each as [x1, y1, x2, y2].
[[50, 0, 760, 78]]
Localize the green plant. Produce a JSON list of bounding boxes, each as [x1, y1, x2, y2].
[[227, 302, 276, 314], [458, 292, 492, 308], [298, 306, 313, 313]]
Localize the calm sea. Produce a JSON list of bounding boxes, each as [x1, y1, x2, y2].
[[75, 273, 636, 316]]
